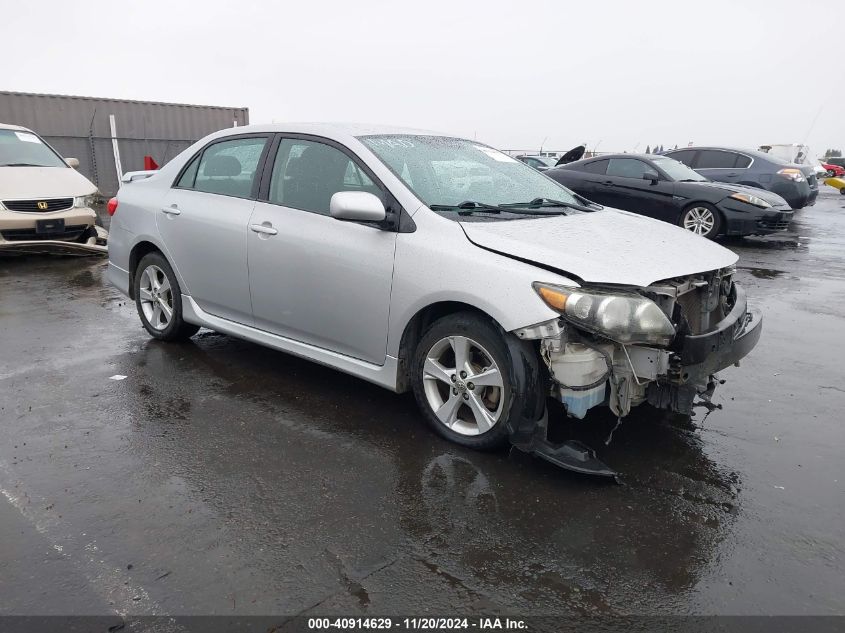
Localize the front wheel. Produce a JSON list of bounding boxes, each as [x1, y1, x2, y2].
[[134, 252, 199, 341], [411, 312, 536, 450], [680, 203, 721, 239]]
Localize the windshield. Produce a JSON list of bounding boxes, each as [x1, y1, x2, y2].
[[0, 129, 67, 167], [359, 135, 580, 208], [652, 156, 706, 182]]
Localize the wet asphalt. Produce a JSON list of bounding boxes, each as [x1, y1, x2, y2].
[[0, 191, 843, 620]]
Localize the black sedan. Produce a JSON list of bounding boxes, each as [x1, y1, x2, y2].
[[545, 154, 793, 239]]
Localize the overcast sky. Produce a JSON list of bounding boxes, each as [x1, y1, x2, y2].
[[2, 0, 842, 154]]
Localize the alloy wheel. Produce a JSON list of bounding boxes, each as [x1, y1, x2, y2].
[[138, 264, 173, 330], [683, 206, 716, 235], [422, 335, 505, 436]]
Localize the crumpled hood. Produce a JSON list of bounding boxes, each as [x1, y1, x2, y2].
[[460, 208, 738, 287], [0, 167, 97, 200]]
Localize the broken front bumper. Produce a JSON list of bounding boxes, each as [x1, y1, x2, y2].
[[648, 285, 762, 415], [0, 240, 107, 255], [0, 224, 109, 255], [678, 284, 762, 371]]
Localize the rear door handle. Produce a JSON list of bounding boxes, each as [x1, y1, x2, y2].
[[602, 180, 614, 186], [161, 205, 181, 215], [250, 223, 278, 236]]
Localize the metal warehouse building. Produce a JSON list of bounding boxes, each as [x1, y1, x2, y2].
[[0, 91, 249, 196]]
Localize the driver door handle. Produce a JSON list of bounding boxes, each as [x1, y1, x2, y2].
[[161, 205, 181, 215], [250, 223, 278, 236]]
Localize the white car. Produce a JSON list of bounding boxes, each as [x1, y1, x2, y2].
[[0, 123, 106, 254], [106, 124, 762, 477]]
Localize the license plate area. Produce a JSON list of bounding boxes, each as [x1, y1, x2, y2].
[[36, 218, 65, 234]]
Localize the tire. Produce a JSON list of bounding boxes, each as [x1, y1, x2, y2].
[[680, 203, 722, 239], [411, 312, 537, 450], [134, 252, 199, 341]]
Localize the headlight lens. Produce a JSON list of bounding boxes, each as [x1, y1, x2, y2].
[[533, 282, 676, 346], [74, 195, 96, 208], [729, 192, 771, 208], [777, 168, 805, 183]]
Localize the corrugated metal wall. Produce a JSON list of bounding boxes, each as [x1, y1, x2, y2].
[[0, 91, 249, 196]]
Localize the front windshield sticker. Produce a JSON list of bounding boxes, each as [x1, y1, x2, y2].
[[367, 137, 415, 149], [15, 132, 42, 144], [474, 145, 517, 163]]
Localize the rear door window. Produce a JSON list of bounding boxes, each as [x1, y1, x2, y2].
[[696, 150, 740, 169], [667, 150, 696, 167], [190, 136, 269, 198]]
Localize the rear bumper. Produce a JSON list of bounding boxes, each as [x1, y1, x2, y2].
[[769, 181, 812, 209]]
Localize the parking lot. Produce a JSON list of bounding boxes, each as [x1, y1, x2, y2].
[[0, 192, 843, 620]]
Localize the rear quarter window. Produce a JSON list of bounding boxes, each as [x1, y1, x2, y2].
[[577, 159, 609, 175]]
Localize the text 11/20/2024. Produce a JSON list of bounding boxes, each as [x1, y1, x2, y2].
[[307, 618, 528, 630]]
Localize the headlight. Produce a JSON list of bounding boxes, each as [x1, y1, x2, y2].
[[777, 168, 805, 183], [74, 195, 97, 208], [533, 282, 676, 346], [729, 192, 771, 208]]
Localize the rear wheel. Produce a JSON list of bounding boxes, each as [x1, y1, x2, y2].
[[134, 252, 199, 341], [411, 312, 535, 450], [680, 203, 721, 239]]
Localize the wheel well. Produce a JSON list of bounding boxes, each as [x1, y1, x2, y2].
[[127, 241, 162, 299], [395, 301, 497, 393]]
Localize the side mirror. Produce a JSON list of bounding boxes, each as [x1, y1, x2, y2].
[[643, 170, 659, 183], [330, 191, 386, 223], [65, 157, 80, 168]]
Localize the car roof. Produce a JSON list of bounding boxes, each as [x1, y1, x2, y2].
[[0, 122, 33, 132], [198, 122, 469, 151], [576, 153, 665, 161], [219, 122, 444, 138], [667, 146, 777, 160]]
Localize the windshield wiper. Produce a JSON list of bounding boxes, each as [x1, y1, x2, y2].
[[429, 200, 504, 214], [1, 163, 46, 167], [500, 197, 598, 213]]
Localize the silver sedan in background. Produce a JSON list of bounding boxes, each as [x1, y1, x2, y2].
[[107, 124, 761, 477]]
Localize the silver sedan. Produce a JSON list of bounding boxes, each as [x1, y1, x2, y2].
[[107, 124, 761, 476]]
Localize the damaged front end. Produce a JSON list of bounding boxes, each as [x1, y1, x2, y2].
[[0, 225, 108, 255], [511, 266, 762, 478]]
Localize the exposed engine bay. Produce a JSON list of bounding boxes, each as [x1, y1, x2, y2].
[[510, 266, 763, 479]]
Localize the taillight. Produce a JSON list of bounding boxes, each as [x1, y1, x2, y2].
[[107, 197, 118, 216], [777, 168, 805, 183]]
